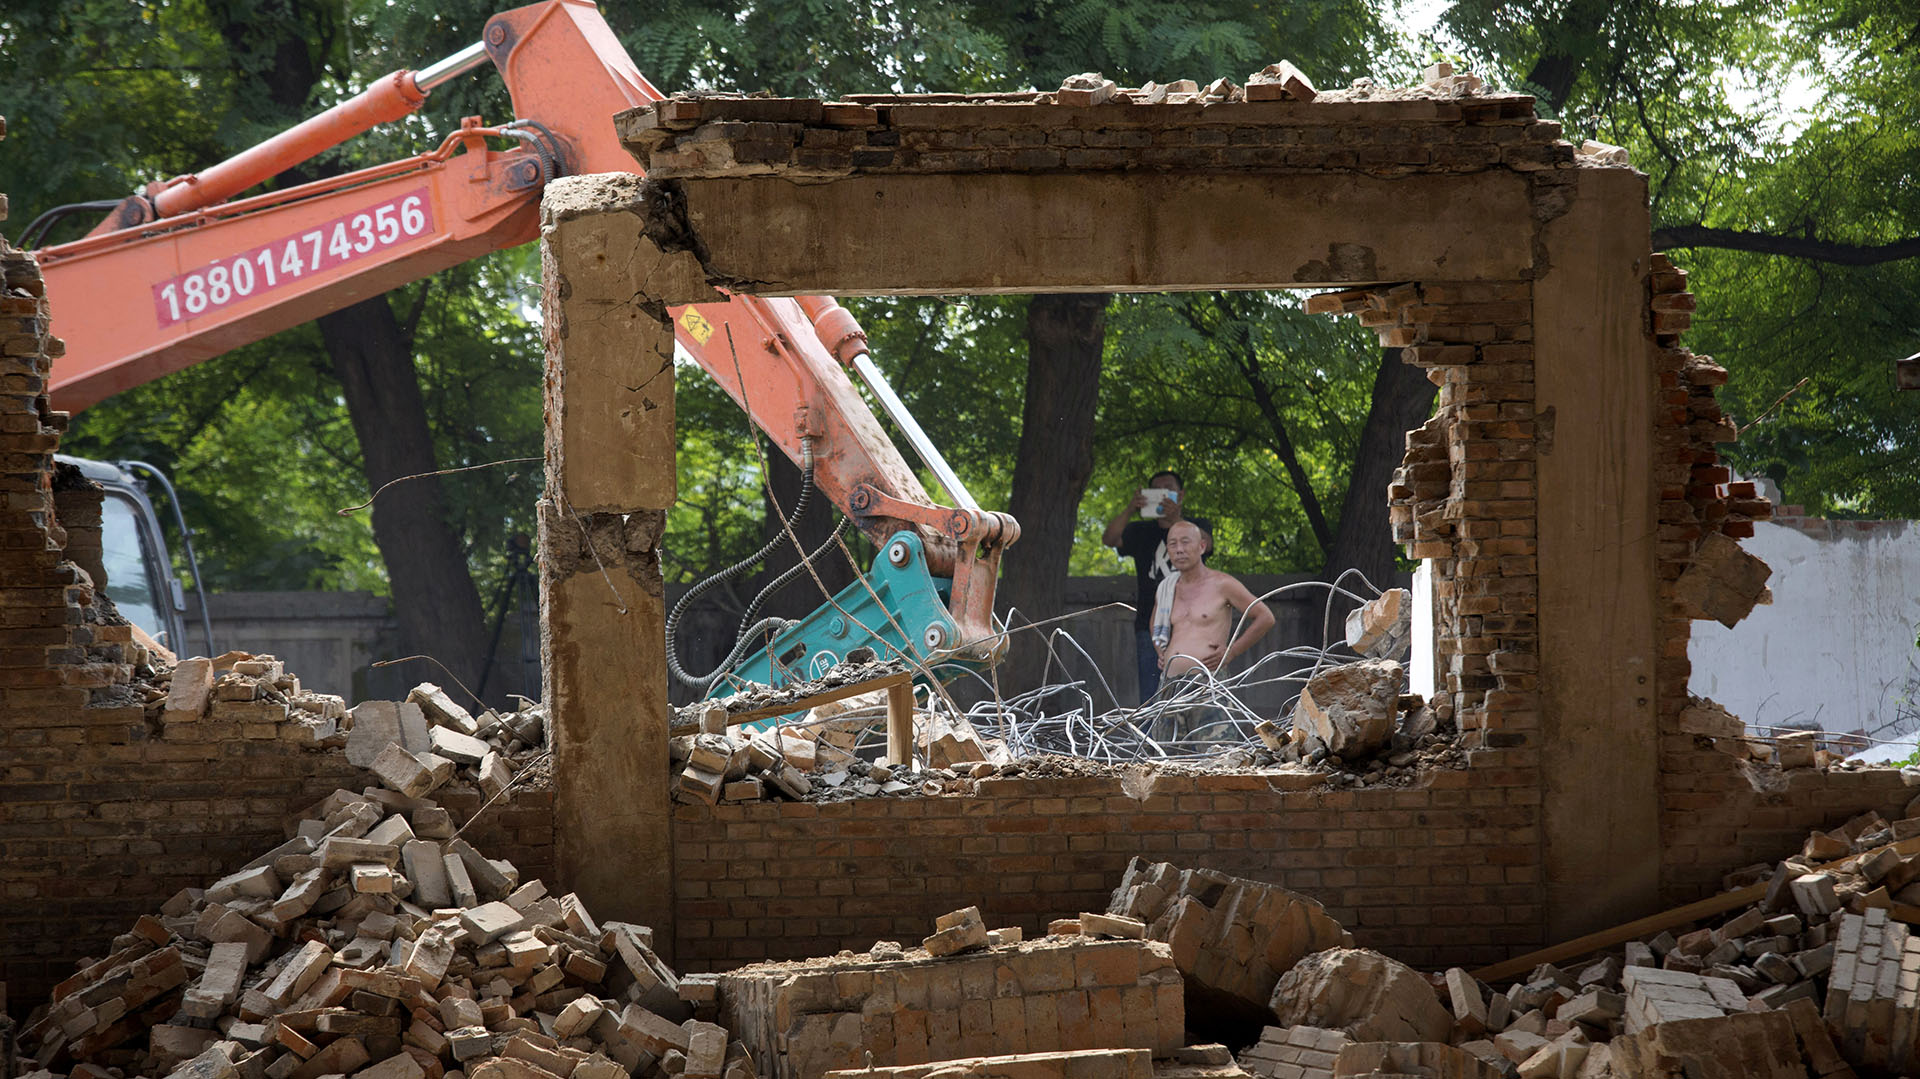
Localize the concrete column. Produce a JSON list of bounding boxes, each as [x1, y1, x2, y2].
[[539, 175, 697, 941], [1533, 168, 1661, 939]]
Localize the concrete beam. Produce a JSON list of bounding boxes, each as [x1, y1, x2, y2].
[[1534, 168, 1660, 939], [539, 175, 684, 945], [670, 171, 1535, 296]]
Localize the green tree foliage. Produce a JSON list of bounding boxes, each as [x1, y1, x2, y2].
[[1441, 0, 1920, 518], [1086, 293, 1380, 576]]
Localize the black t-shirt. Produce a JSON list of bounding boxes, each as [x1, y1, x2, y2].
[[1117, 516, 1212, 629]]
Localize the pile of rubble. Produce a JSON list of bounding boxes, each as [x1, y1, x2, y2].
[[150, 651, 548, 801], [145, 653, 351, 748], [24, 775, 1920, 1079], [346, 683, 548, 802], [663, 588, 1475, 801], [667, 670, 1011, 806], [1186, 805, 1920, 1079], [1044, 59, 1316, 109], [1108, 860, 1351, 1032], [1238, 589, 1470, 789], [13, 776, 723, 1079]]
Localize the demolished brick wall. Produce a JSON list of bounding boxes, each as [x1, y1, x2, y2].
[[626, 85, 1912, 974], [6, 71, 1908, 1020], [0, 151, 553, 1012], [716, 936, 1184, 1078], [671, 769, 1543, 974], [1308, 282, 1540, 752]]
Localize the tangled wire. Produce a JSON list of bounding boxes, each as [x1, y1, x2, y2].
[[756, 570, 1397, 767]]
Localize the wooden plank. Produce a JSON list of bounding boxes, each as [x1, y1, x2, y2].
[[884, 678, 916, 768], [1471, 835, 1920, 982], [721, 671, 911, 727]]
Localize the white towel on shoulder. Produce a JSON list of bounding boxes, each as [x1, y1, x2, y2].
[[1150, 571, 1180, 649]]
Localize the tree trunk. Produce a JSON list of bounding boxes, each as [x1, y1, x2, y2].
[[319, 297, 494, 702], [1521, 0, 1618, 111], [1323, 347, 1436, 593], [204, 1, 494, 701], [753, 450, 856, 623], [996, 293, 1107, 694]]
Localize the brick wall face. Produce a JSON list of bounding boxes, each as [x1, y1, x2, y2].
[[1, 716, 553, 1011], [670, 759, 1545, 974]]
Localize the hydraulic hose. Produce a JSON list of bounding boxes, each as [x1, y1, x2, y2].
[[665, 439, 817, 690], [735, 515, 852, 642]]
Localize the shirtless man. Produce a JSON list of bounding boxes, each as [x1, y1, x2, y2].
[[1153, 521, 1275, 679]]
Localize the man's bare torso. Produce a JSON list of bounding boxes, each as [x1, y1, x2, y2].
[[1162, 569, 1238, 677]]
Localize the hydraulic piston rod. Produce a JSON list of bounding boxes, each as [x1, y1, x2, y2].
[[850, 352, 980, 513], [146, 42, 489, 220], [793, 294, 980, 514]]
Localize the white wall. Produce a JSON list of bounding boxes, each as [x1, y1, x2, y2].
[[1689, 519, 1920, 738]]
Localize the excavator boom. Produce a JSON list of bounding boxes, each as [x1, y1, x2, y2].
[[30, 0, 1016, 685]]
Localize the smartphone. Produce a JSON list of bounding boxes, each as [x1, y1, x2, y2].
[[1139, 489, 1178, 517]]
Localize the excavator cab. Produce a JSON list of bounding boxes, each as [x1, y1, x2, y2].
[[54, 456, 204, 655]]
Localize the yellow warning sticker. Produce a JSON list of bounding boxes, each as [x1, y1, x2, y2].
[[678, 308, 715, 346]]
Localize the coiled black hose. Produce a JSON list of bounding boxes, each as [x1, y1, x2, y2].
[[665, 445, 817, 690]]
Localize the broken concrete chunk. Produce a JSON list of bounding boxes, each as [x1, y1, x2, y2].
[[618, 1004, 690, 1055], [1444, 968, 1488, 1035], [164, 657, 215, 723], [368, 743, 436, 799], [1112, 858, 1351, 1027], [1611, 1008, 1804, 1079], [346, 701, 406, 768], [261, 940, 333, 1007], [1244, 60, 1316, 103], [1291, 659, 1405, 760], [1674, 532, 1773, 628], [319, 836, 400, 869], [460, 901, 526, 945], [407, 682, 479, 735], [552, 995, 605, 1039], [687, 734, 741, 776], [1077, 912, 1145, 939], [1790, 872, 1839, 917], [1621, 965, 1747, 1033], [677, 765, 726, 806], [1577, 139, 1631, 166], [206, 866, 280, 905], [1055, 72, 1117, 107], [427, 725, 491, 766], [477, 751, 512, 798], [1344, 588, 1410, 660], [922, 917, 989, 957], [1559, 988, 1624, 1025], [1270, 948, 1452, 1043]]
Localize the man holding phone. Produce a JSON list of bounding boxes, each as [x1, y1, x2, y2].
[[1103, 470, 1212, 702]]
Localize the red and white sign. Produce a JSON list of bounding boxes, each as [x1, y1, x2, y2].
[[153, 187, 435, 328]]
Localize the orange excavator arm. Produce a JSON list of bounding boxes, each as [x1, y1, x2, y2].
[[31, 0, 1016, 670]]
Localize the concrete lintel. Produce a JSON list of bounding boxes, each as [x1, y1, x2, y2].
[[672, 171, 1536, 296], [1534, 167, 1660, 939]]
